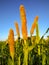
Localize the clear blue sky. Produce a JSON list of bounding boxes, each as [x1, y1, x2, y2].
[[0, 0, 49, 40]]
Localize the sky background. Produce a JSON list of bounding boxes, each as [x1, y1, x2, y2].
[[0, 0, 49, 40]]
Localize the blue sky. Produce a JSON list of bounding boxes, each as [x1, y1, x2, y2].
[[0, 0, 49, 40]]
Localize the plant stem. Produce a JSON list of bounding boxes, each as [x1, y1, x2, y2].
[[18, 56, 21, 65]]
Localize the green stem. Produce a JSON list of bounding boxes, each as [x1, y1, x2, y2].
[[12, 59, 14, 65], [8, 57, 14, 65], [23, 40, 28, 65], [42, 45, 46, 65], [42, 54, 46, 65], [38, 45, 40, 55], [23, 51, 28, 65], [18, 56, 21, 65]]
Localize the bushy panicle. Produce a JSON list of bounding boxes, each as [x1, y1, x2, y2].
[[14, 22, 20, 37], [20, 5, 28, 40], [8, 29, 14, 59], [30, 16, 39, 35]]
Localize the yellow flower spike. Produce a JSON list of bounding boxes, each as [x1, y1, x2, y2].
[[30, 16, 39, 35], [8, 29, 14, 60], [35, 16, 39, 21], [20, 5, 28, 40], [14, 22, 20, 37], [20, 5, 26, 23]]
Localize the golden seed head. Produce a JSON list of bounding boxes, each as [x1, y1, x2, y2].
[[30, 16, 39, 35], [20, 5, 28, 40], [19, 5, 24, 10], [20, 5, 26, 23], [8, 29, 14, 45], [22, 23, 28, 40], [8, 28, 14, 59], [35, 16, 39, 21], [14, 22, 20, 37]]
